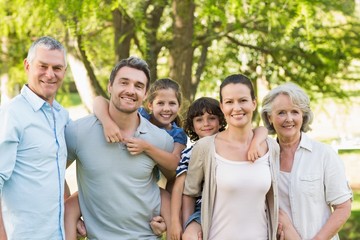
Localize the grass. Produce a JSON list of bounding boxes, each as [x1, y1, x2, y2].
[[339, 190, 360, 239]]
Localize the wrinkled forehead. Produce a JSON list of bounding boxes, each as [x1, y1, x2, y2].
[[32, 47, 66, 67]]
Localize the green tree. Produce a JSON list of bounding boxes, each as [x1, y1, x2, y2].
[[1, 0, 359, 113]]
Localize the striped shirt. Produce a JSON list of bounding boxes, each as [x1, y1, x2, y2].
[[176, 145, 202, 206]]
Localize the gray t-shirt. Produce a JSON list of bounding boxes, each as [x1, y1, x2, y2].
[[65, 114, 174, 239]]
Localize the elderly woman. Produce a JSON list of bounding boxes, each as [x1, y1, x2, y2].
[[261, 82, 352, 240]]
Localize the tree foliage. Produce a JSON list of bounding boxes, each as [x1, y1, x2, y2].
[[1, 0, 359, 113]]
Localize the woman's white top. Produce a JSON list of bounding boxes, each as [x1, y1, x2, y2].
[[208, 151, 271, 240], [279, 171, 292, 221]]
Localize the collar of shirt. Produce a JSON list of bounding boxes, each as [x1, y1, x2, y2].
[[137, 113, 149, 135], [22, 84, 62, 112], [298, 132, 313, 152]]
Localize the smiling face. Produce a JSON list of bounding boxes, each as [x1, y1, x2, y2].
[[192, 112, 221, 139], [108, 66, 148, 114], [220, 83, 256, 129], [268, 93, 303, 142], [148, 88, 180, 129], [24, 47, 66, 104]]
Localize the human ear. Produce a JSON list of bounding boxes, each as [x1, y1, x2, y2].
[[267, 114, 273, 126], [147, 101, 153, 112], [24, 59, 30, 72]]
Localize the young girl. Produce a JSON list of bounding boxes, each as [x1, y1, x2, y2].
[[169, 97, 269, 240], [183, 74, 279, 240], [65, 78, 187, 240]]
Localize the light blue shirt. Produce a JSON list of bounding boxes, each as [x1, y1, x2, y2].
[[66, 114, 174, 239], [0, 85, 69, 239]]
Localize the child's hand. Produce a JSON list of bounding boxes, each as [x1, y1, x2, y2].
[[277, 222, 285, 240], [169, 219, 183, 240], [279, 209, 292, 227], [103, 118, 123, 143], [279, 209, 301, 240], [76, 218, 87, 238], [124, 137, 148, 155], [247, 142, 261, 162], [248, 126, 268, 161], [150, 216, 166, 236]]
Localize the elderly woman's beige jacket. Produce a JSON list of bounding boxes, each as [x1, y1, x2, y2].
[[184, 134, 280, 240]]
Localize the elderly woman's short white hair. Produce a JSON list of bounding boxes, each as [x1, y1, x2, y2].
[[261, 82, 314, 135]]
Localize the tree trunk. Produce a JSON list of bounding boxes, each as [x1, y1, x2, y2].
[[193, 42, 210, 99], [0, 74, 11, 104], [113, 8, 134, 62], [144, 1, 167, 83], [169, 0, 195, 103], [67, 53, 97, 112], [66, 32, 108, 111], [0, 37, 11, 104]]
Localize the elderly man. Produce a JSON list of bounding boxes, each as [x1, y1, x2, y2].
[[0, 36, 69, 239]]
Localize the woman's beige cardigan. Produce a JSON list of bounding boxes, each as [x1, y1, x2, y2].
[[183, 134, 280, 240]]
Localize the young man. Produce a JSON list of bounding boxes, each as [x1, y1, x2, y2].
[[65, 56, 174, 239], [0, 36, 69, 239]]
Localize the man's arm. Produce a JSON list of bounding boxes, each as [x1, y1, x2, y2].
[[169, 173, 187, 240], [0, 108, 18, 240], [64, 180, 71, 199], [0, 202, 7, 240]]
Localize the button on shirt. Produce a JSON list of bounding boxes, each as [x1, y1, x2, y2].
[[0, 85, 69, 239], [282, 132, 352, 240]]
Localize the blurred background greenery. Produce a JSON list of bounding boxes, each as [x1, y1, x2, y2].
[[1, 0, 360, 238], [1, 0, 360, 118], [339, 190, 360, 239]]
